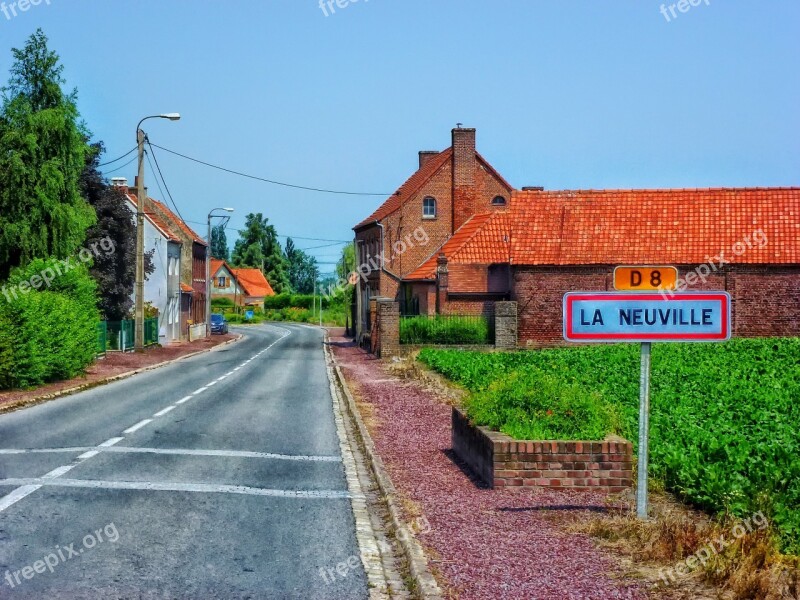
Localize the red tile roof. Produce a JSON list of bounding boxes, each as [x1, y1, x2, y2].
[[232, 268, 275, 298], [125, 193, 182, 243], [354, 149, 453, 229], [180, 283, 194, 293], [404, 187, 800, 277], [150, 198, 207, 246], [210, 259, 228, 277]]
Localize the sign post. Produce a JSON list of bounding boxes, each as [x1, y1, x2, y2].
[[563, 289, 731, 519]]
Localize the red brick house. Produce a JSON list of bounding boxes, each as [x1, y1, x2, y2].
[[353, 128, 800, 345]]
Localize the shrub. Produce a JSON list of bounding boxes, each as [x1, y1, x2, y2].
[[401, 316, 491, 345], [465, 367, 620, 440], [0, 258, 100, 389], [211, 297, 234, 309]]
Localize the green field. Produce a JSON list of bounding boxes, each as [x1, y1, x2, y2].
[[419, 339, 800, 554]]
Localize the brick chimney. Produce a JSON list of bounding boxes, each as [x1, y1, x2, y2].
[[451, 127, 476, 232], [419, 151, 439, 170]]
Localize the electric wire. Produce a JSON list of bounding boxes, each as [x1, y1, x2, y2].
[[104, 155, 138, 174], [146, 138, 187, 224], [98, 146, 137, 167]]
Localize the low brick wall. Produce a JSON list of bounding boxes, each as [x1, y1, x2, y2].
[[452, 407, 633, 491]]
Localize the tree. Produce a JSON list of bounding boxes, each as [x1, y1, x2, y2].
[[231, 213, 290, 293], [81, 143, 154, 320], [210, 224, 229, 261], [0, 29, 95, 280], [285, 237, 319, 294]]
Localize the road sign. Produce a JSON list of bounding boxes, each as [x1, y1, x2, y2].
[[563, 291, 731, 343], [614, 266, 678, 291], [245, 310, 254, 321]]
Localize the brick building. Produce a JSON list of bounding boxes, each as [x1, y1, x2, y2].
[[353, 128, 800, 345]]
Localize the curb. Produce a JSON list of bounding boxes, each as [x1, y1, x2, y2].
[[0, 334, 244, 415], [326, 334, 443, 599]]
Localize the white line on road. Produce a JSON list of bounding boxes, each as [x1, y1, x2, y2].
[[100, 437, 125, 447], [176, 396, 193, 405], [77, 450, 99, 460], [42, 465, 75, 479], [0, 446, 341, 462], [123, 419, 153, 434], [0, 485, 41, 513], [153, 406, 176, 417], [192, 387, 209, 395], [0, 478, 360, 500]]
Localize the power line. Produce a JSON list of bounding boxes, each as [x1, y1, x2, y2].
[[104, 154, 138, 174], [183, 219, 350, 244], [98, 146, 137, 167], [146, 138, 186, 224], [149, 142, 391, 197]]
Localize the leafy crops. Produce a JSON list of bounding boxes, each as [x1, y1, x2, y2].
[[419, 339, 800, 554]]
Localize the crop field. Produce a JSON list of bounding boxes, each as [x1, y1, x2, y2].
[[419, 339, 800, 554]]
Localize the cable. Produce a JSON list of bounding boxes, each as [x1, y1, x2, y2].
[[98, 146, 137, 167], [146, 138, 186, 224], [149, 142, 391, 197], [104, 155, 138, 174], [183, 219, 350, 244]]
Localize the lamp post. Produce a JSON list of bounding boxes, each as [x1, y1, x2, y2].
[[134, 113, 181, 351], [207, 208, 235, 336]]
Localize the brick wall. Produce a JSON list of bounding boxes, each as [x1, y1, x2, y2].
[[495, 301, 518, 350], [377, 300, 400, 358], [453, 408, 633, 491]]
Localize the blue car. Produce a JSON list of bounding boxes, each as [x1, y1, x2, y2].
[[210, 313, 229, 335]]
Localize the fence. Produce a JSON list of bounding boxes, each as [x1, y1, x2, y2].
[[400, 314, 495, 345], [96, 321, 107, 357], [102, 319, 158, 352]]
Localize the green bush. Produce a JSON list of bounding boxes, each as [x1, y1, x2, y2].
[[419, 339, 800, 554], [0, 258, 100, 389], [401, 316, 491, 345], [211, 297, 234, 309], [466, 367, 620, 440]]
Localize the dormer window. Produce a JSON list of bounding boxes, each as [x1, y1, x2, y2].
[[492, 195, 507, 206], [423, 197, 437, 219]]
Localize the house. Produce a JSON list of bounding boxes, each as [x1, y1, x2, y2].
[[114, 178, 183, 344], [210, 260, 275, 307], [353, 128, 800, 345]]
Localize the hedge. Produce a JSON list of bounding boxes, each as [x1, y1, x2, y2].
[[0, 257, 100, 389]]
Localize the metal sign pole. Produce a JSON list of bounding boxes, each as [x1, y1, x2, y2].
[[636, 341, 652, 519]]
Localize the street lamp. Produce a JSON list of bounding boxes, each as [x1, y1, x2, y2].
[[134, 113, 181, 351], [207, 208, 235, 337]]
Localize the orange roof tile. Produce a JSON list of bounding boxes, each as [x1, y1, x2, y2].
[[150, 198, 207, 246], [354, 149, 453, 229], [125, 193, 182, 243], [232, 268, 275, 298], [180, 283, 193, 293]]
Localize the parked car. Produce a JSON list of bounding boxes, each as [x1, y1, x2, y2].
[[210, 313, 229, 335]]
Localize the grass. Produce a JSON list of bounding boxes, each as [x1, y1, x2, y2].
[[400, 315, 492, 345], [418, 338, 800, 556]]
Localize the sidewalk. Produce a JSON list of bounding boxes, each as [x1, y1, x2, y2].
[[329, 335, 647, 600], [0, 334, 239, 413]]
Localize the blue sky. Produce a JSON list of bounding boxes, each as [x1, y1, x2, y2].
[[1, 1, 798, 273]]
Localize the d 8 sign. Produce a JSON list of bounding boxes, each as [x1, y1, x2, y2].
[[614, 266, 678, 291]]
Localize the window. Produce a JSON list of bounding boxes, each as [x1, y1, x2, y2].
[[217, 276, 227, 288], [492, 195, 507, 206], [423, 197, 437, 219]]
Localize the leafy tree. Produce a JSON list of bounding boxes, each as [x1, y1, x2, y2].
[[210, 224, 229, 261], [285, 237, 319, 294], [81, 142, 154, 320], [0, 29, 95, 280], [231, 213, 290, 293], [336, 244, 356, 282]]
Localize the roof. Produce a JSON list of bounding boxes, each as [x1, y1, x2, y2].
[[232, 268, 275, 298], [180, 283, 194, 293], [354, 149, 453, 229], [125, 193, 182, 243], [210, 259, 232, 277], [405, 213, 510, 280], [150, 198, 207, 247], [404, 187, 800, 276]]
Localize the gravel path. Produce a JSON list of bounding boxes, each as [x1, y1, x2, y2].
[[331, 337, 647, 600]]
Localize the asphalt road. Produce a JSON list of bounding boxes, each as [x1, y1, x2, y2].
[[0, 324, 369, 599]]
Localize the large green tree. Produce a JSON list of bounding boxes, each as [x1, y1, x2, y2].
[[0, 29, 95, 280], [231, 212, 290, 293], [285, 237, 319, 294], [210, 224, 229, 261]]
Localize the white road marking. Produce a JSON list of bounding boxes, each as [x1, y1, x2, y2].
[[42, 465, 75, 479], [0, 478, 359, 500], [123, 419, 153, 434], [192, 387, 208, 395], [99, 437, 124, 447], [176, 396, 192, 405], [233, 367, 242, 372], [153, 406, 176, 417], [77, 450, 99, 460], [205, 381, 217, 387], [0, 446, 341, 462], [0, 485, 41, 513]]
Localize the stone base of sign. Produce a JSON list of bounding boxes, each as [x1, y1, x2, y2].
[[452, 407, 633, 491]]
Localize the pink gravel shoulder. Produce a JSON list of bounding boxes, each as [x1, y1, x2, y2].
[[0, 334, 238, 410], [331, 337, 647, 600]]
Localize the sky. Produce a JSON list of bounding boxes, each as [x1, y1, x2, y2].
[[1, 0, 798, 275]]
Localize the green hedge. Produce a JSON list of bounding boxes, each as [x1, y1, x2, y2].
[[0, 258, 100, 389], [264, 293, 331, 310], [400, 315, 491, 345]]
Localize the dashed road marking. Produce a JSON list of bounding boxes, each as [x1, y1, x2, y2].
[[123, 419, 153, 434], [153, 406, 176, 417]]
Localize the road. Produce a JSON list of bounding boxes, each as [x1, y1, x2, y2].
[[0, 324, 370, 599]]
